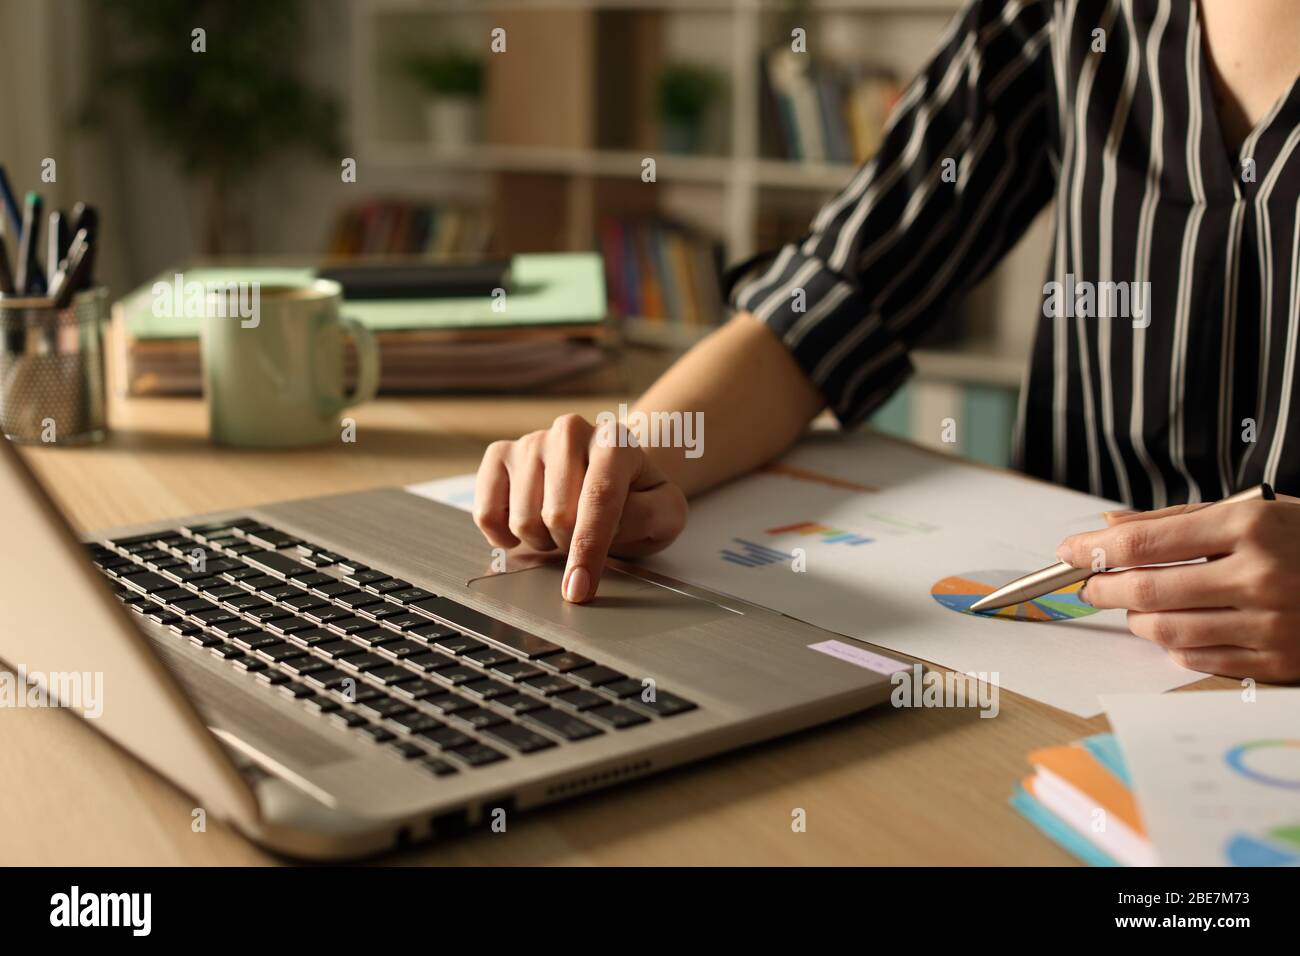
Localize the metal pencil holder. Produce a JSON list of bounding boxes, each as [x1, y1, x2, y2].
[[0, 287, 109, 445]]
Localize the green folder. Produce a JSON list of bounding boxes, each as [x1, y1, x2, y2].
[[118, 253, 607, 340]]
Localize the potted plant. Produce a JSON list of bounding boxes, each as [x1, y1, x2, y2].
[[401, 50, 485, 151], [90, 0, 342, 255], [656, 64, 725, 155]]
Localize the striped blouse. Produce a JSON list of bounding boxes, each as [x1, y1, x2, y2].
[[731, 0, 1300, 508]]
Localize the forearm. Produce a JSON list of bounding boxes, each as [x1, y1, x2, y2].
[[629, 312, 825, 497]]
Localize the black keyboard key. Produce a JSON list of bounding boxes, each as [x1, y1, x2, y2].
[[544, 652, 594, 673], [452, 706, 507, 730], [256, 642, 308, 663], [284, 593, 328, 612], [190, 632, 224, 648], [389, 678, 442, 701], [243, 550, 314, 579], [121, 571, 173, 594], [213, 620, 261, 638], [446, 743, 507, 767], [369, 665, 419, 686], [362, 601, 406, 620], [312, 580, 359, 598], [432, 665, 480, 686], [262, 583, 308, 603], [339, 653, 387, 673], [405, 650, 458, 672], [492, 660, 544, 683], [389, 740, 426, 760], [483, 723, 556, 754], [255, 669, 290, 686], [358, 697, 412, 719], [329, 555, 368, 574], [265, 616, 315, 636], [462, 678, 513, 701], [211, 643, 245, 660], [553, 689, 607, 711], [279, 681, 316, 700], [335, 591, 383, 610], [412, 596, 563, 659], [585, 704, 651, 729], [602, 678, 647, 699], [111, 531, 166, 549], [329, 618, 383, 638], [304, 606, 352, 625], [384, 612, 431, 631], [521, 673, 579, 697], [154, 587, 193, 603], [424, 693, 475, 715], [350, 629, 398, 648], [294, 572, 336, 588], [205, 585, 247, 602], [193, 608, 238, 626], [290, 627, 342, 647], [168, 621, 202, 637], [431, 633, 486, 656], [376, 640, 425, 660], [345, 569, 391, 587], [232, 656, 267, 673], [281, 656, 328, 676], [390, 711, 441, 734], [627, 690, 698, 717], [408, 621, 458, 641], [245, 529, 300, 550], [246, 606, 293, 625], [390, 587, 437, 605], [369, 578, 411, 595], [496, 693, 548, 715], [358, 724, 396, 744], [419, 757, 458, 777], [418, 725, 475, 751], [331, 710, 369, 728], [317, 639, 366, 660], [567, 665, 626, 687], [463, 647, 514, 668], [523, 708, 603, 741], [303, 696, 340, 715], [231, 630, 280, 651], [303, 667, 349, 690], [221, 593, 270, 613]]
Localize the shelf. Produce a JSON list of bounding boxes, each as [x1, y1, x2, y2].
[[366, 142, 864, 191]]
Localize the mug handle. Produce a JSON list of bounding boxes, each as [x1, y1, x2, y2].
[[321, 315, 380, 415]]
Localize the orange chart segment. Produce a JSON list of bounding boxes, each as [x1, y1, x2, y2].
[[930, 568, 1101, 622]]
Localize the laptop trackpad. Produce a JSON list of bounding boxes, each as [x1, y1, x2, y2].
[[468, 565, 730, 639]]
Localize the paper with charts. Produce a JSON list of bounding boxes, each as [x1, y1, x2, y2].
[[1102, 691, 1300, 866], [406, 433, 1203, 717]]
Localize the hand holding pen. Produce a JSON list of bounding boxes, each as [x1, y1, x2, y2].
[[1045, 486, 1300, 682]]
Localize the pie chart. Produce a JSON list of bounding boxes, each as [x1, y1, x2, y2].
[[930, 568, 1101, 622]]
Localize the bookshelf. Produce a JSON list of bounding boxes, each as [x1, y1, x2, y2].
[[345, 0, 1049, 466]]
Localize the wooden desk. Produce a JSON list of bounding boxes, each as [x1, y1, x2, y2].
[[8, 386, 1227, 865]]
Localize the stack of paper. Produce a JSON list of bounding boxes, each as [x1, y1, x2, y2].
[[1012, 734, 1155, 866]]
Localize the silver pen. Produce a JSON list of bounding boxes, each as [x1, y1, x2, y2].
[[968, 483, 1276, 613]]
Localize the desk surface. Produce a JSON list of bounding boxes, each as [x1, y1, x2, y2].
[[9, 386, 1229, 865]]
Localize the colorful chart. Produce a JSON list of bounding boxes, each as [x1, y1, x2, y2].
[[1224, 739, 1300, 790], [930, 568, 1101, 622], [1224, 824, 1300, 866]]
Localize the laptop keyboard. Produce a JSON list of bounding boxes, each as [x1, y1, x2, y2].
[[86, 517, 697, 779]]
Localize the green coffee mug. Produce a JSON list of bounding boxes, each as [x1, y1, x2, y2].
[[201, 279, 379, 447]]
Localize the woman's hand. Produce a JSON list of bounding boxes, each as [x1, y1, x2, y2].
[[473, 414, 688, 604], [1054, 496, 1300, 682]]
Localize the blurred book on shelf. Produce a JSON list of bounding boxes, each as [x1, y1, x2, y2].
[[761, 49, 901, 164], [326, 200, 493, 259], [600, 217, 725, 347]]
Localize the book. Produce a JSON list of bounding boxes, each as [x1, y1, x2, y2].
[[110, 253, 608, 396]]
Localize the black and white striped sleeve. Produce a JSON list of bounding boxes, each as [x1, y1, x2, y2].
[[731, 0, 1058, 428]]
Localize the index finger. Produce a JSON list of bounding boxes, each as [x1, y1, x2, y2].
[[1056, 505, 1239, 571], [561, 444, 640, 603]]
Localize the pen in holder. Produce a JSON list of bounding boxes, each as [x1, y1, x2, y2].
[[0, 287, 109, 445]]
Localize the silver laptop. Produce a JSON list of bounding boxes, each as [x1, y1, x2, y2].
[[0, 436, 903, 859]]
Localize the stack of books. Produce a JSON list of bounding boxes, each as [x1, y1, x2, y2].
[[1012, 733, 1156, 866], [761, 49, 901, 165], [325, 200, 492, 259], [108, 254, 608, 396], [599, 217, 725, 346]]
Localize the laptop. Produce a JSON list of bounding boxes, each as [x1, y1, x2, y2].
[[0, 436, 905, 859]]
